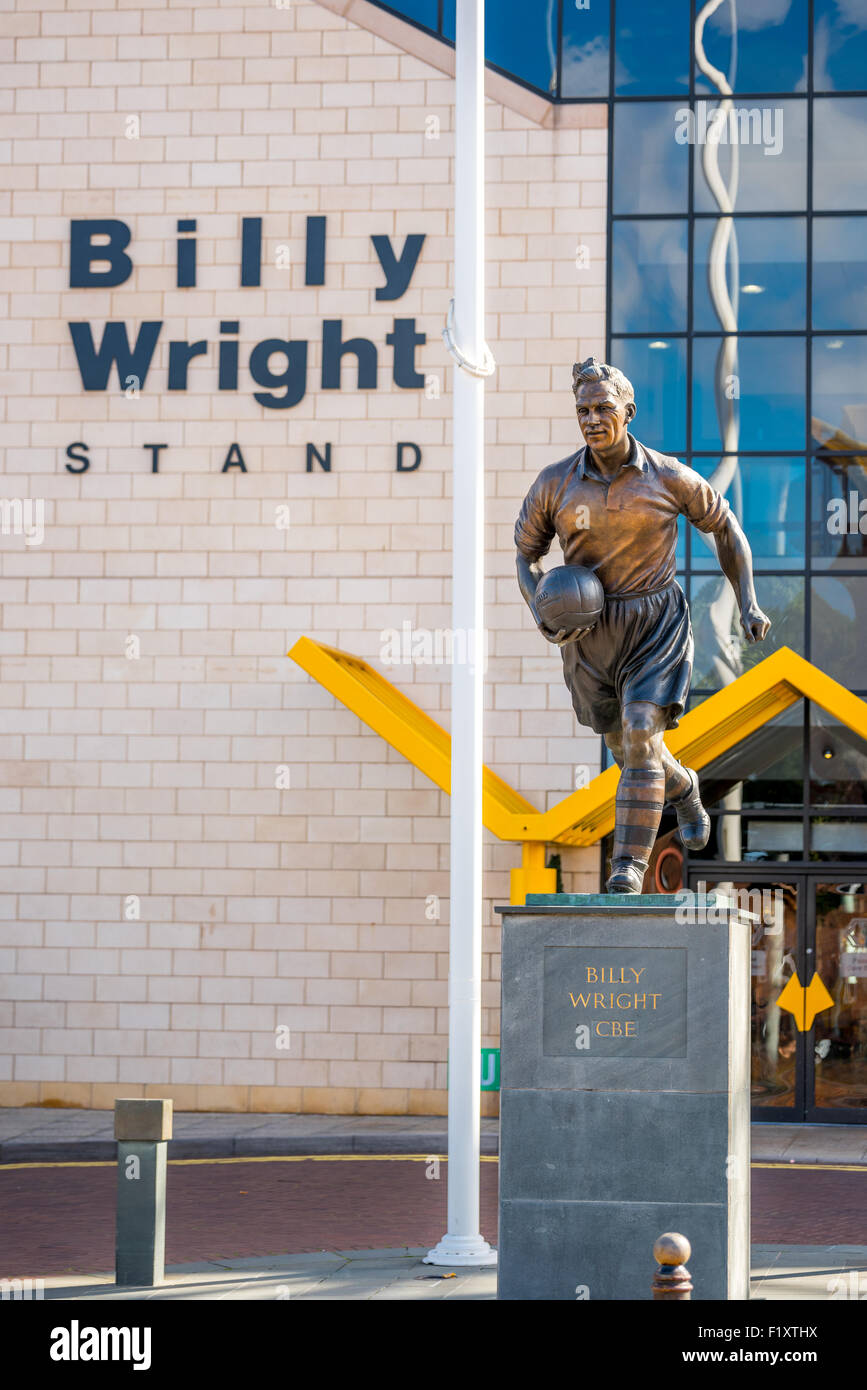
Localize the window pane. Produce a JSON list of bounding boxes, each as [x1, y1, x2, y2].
[[487, 0, 558, 94], [690, 457, 805, 570], [811, 575, 867, 688], [810, 819, 867, 857], [383, 0, 439, 30], [812, 335, 867, 445], [613, 103, 688, 213], [692, 337, 806, 452], [693, 217, 806, 332], [442, 2, 562, 94], [813, 217, 867, 330], [693, 100, 806, 212], [557, 0, 611, 98], [813, 97, 867, 211], [810, 707, 867, 807], [609, 336, 687, 453], [742, 877, 800, 1106], [814, 886, 867, 1110], [611, 220, 688, 333], [615, 0, 690, 95], [810, 456, 867, 571], [690, 574, 805, 691], [694, 0, 808, 95], [747, 821, 805, 853], [814, 0, 867, 93], [701, 813, 805, 862], [697, 705, 805, 810]]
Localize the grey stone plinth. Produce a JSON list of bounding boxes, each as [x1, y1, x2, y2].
[[496, 893, 750, 1301]]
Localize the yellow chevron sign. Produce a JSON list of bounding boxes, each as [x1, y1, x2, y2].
[[775, 971, 835, 1032]]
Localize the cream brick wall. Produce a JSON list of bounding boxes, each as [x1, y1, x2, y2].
[[0, 0, 607, 1113]]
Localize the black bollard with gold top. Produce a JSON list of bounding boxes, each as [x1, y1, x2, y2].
[[652, 1232, 693, 1300]]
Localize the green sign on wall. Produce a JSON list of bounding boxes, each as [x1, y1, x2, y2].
[[480, 1048, 500, 1091]]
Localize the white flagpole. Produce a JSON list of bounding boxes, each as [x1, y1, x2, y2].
[[425, 0, 496, 1268]]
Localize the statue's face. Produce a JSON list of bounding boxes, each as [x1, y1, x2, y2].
[[575, 381, 635, 451]]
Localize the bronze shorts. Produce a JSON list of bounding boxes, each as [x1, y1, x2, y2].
[[559, 580, 693, 734]]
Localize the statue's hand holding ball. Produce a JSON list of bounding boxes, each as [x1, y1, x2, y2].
[[533, 565, 605, 647]]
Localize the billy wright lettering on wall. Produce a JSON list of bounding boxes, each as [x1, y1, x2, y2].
[[63, 217, 429, 475]]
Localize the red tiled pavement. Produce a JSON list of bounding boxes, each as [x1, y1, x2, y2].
[[751, 1166, 867, 1246], [0, 1159, 864, 1277]]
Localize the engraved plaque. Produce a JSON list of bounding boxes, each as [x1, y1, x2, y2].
[[543, 946, 688, 1058]]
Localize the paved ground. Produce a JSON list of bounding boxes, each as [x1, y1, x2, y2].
[[2, 1106, 866, 1163], [15, 1244, 867, 1302], [0, 1107, 498, 1161], [750, 1165, 867, 1244], [35, 1250, 499, 1302], [2, 1156, 488, 1274], [2, 1109, 865, 1302], [2, 1155, 865, 1276], [750, 1246, 867, 1303]]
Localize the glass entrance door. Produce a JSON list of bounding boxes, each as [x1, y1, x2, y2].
[[811, 882, 867, 1120], [749, 878, 802, 1118], [690, 874, 805, 1121], [686, 872, 867, 1121]]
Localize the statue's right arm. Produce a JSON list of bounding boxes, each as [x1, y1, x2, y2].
[[515, 476, 578, 644], [516, 552, 544, 620], [516, 552, 580, 646]]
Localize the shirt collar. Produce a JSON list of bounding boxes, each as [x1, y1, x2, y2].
[[575, 433, 646, 479]]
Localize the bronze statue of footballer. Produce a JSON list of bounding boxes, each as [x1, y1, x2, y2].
[[515, 357, 771, 894]]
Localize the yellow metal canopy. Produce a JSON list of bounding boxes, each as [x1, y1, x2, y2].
[[290, 639, 867, 846], [289, 636, 538, 827], [289, 638, 867, 898]]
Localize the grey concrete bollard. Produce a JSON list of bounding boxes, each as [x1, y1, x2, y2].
[[114, 1098, 173, 1286]]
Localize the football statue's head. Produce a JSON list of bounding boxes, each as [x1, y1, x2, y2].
[[572, 357, 636, 457]]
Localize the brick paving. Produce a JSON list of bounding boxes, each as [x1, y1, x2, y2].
[[751, 1166, 867, 1246], [1, 1158, 864, 1277]]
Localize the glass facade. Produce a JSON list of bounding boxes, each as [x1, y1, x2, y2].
[[599, 9, 867, 988], [677, 699, 867, 862], [601, 3, 867, 712], [369, 2, 866, 104]]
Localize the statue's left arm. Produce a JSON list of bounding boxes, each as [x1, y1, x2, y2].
[[680, 466, 771, 645], [714, 511, 772, 644]]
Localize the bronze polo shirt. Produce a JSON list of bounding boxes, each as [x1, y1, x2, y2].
[[514, 435, 730, 597]]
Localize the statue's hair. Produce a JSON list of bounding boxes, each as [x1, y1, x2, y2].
[[571, 356, 634, 405]]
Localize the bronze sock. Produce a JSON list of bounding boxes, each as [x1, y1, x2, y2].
[[611, 767, 666, 872], [609, 744, 690, 806], [662, 752, 692, 803]]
